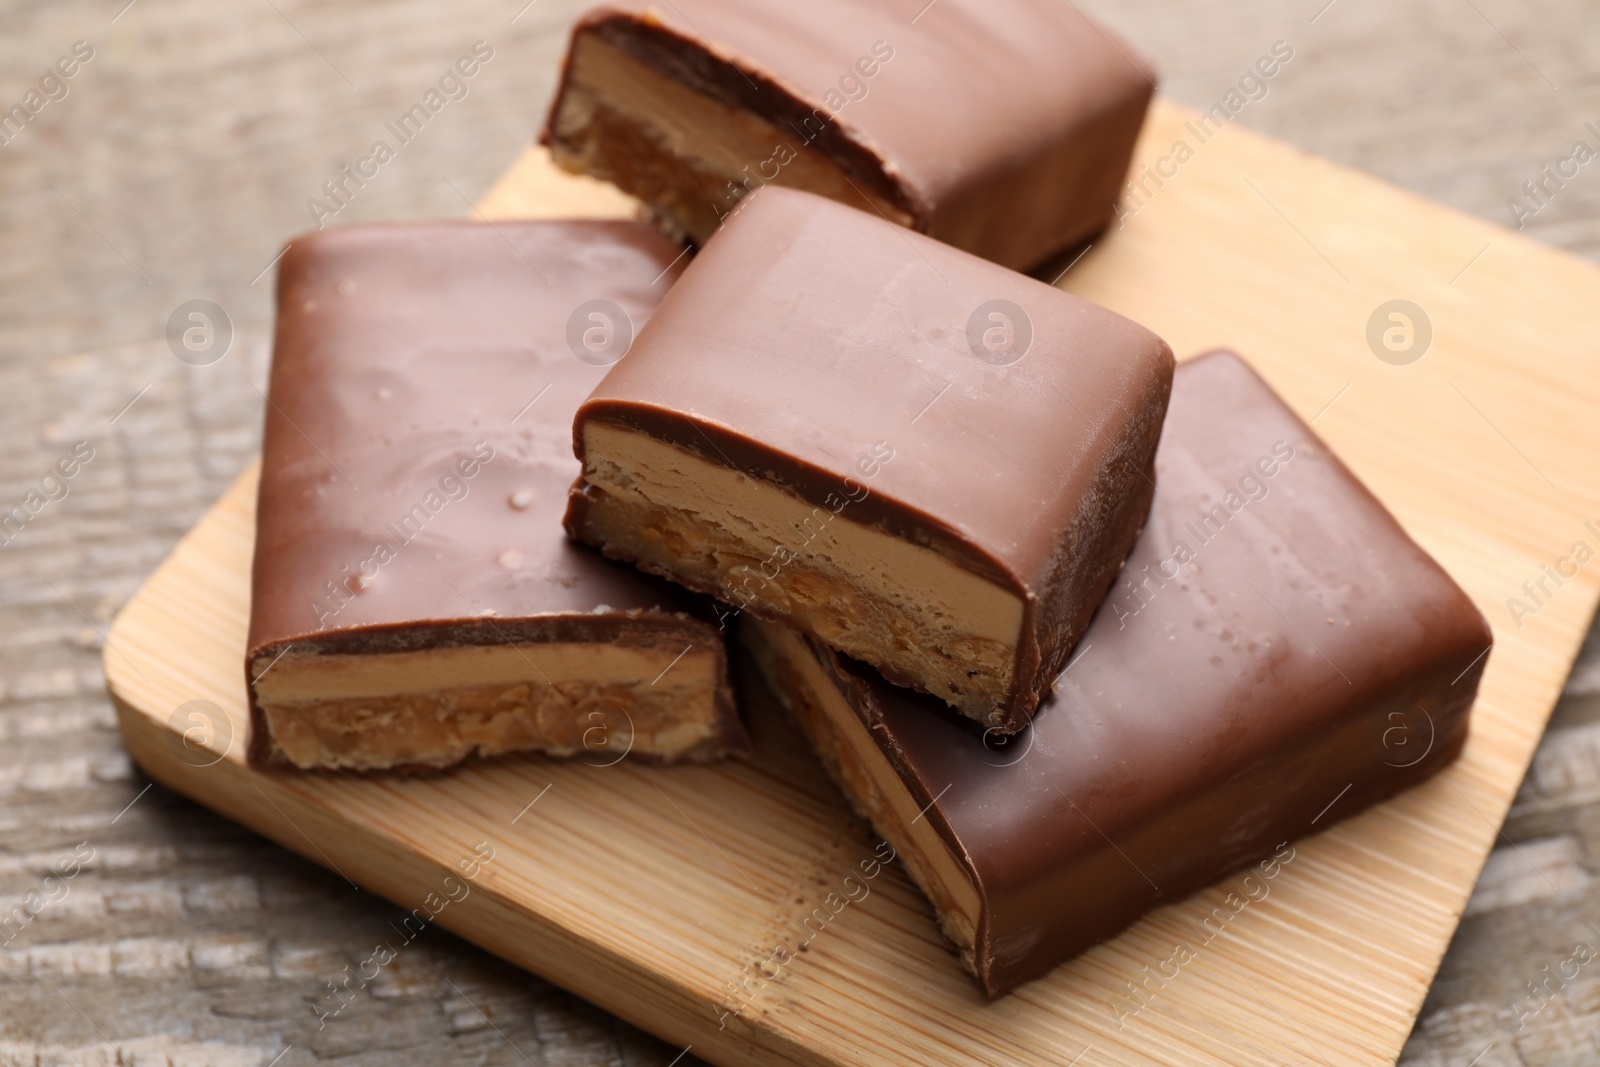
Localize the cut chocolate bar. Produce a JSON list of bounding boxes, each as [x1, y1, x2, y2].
[[248, 220, 748, 772], [540, 0, 1155, 271], [565, 186, 1173, 733], [743, 350, 1493, 997]]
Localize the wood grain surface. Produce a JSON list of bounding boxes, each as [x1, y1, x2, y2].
[[4, 0, 1600, 1064]]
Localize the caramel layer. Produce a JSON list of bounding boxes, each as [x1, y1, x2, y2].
[[575, 421, 1023, 721], [258, 641, 722, 771], [546, 33, 912, 244]]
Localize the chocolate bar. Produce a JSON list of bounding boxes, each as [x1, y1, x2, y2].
[[565, 186, 1173, 733], [247, 220, 748, 772], [540, 0, 1155, 270], [742, 350, 1493, 996]]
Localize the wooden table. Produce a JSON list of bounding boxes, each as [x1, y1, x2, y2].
[[2, 1, 1597, 1063]]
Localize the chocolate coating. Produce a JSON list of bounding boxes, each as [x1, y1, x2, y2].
[[748, 351, 1493, 996], [567, 186, 1173, 731], [247, 220, 746, 766], [542, 0, 1156, 270]]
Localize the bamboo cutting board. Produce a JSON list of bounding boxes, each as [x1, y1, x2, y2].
[[108, 99, 1600, 1066]]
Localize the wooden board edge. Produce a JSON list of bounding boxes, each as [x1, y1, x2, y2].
[[1142, 98, 1600, 281], [111, 685, 833, 1067]]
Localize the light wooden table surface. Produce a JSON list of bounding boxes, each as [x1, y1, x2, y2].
[[2, 1, 1597, 1063]]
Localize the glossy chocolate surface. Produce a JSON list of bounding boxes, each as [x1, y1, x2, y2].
[[248, 220, 744, 762], [763, 351, 1493, 995], [568, 186, 1174, 729], [544, 0, 1156, 270]]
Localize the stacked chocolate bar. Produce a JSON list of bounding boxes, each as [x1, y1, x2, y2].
[[245, 0, 1492, 996]]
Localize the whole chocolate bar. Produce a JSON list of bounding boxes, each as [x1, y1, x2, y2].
[[540, 0, 1155, 271], [248, 220, 748, 772], [565, 186, 1174, 733], [743, 350, 1493, 996]]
